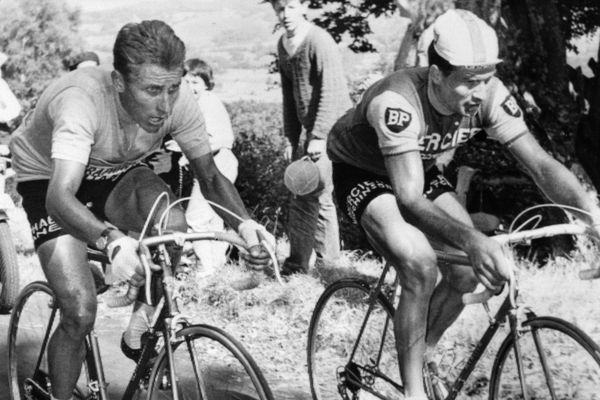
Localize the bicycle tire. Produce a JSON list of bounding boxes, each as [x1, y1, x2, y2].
[[9, 281, 58, 400], [489, 316, 600, 400], [307, 278, 403, 400], [146, 324, 274, 400], [0, 220, 20, 312], [8, 281, 95, 400]]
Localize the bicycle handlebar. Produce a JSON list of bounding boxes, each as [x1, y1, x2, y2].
[[462, 223, 592, 306], [104, 230, 281, 308]]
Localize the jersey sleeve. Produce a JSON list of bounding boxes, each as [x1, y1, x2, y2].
[[169, 82, 211, 160], [48, 87, 96, 165], [482, 78, 529, 146], [366, 90, 422, 156]]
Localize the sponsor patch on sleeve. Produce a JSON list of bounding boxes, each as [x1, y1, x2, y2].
[[501, 95, 522, 118], [384, 107, 412, 133]]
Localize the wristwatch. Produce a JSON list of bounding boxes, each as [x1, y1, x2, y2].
[[95, 227, 117, 251]]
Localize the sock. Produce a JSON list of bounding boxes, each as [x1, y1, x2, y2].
[[51, 395, 74, 400], [123, 302, 155, 349]]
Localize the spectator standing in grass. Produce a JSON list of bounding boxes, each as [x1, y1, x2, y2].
[[267, 0, 352, 275]]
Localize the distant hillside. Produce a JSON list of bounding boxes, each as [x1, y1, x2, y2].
[[69, 0, 403, 73], [73, 0, 279, 71]]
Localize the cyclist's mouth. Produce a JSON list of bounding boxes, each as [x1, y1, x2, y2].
[[149, 116, 166, 126], [465, 103, 480, 114]]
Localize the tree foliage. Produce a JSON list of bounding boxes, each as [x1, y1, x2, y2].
[[308, 0, 397, 52], [307, 0, 599, 56], [0, 0, 82, 113], [559, 0, 600, 50]]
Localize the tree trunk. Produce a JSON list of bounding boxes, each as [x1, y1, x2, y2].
[[502, 0, 569, 108], [575, 45, 600, 192], [393, 22, 418, 70], [392, 0, 453, 70]]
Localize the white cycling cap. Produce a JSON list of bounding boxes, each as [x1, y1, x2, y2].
[[433, 9, 502, 68]]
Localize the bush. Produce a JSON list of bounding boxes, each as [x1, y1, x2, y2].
[[227, 99, 370, 252], [227, 100, 289, 236]]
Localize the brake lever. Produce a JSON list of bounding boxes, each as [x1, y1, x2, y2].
[[256, 230, 283, 285]]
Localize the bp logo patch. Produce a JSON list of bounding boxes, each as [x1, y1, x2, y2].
[[385, 107, 412, 132], [501, 95, 522, 118]]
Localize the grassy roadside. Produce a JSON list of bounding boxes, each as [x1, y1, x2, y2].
[[170, 247, 600, 400]]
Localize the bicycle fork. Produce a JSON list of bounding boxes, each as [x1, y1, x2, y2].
[[507, 308, 534, 400]]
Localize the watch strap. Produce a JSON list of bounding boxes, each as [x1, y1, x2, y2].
[[100, 226, 117, 239]]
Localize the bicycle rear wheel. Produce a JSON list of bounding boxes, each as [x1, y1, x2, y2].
[[0, 219, 20, 312], [8, 281, 95, 400], [489, 316, 600, 399], [8, 281, 57, 400], [307, 278, 403, 400], [146, 324, 274, 400]]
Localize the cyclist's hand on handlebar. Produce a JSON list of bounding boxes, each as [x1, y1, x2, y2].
[[466, 234, 511, 290], [105, 235, 144, 285], [238, 219, 276, 270]]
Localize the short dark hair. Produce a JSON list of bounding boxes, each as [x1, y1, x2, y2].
[[113, 20, 185, 79], [184, 58, 214, 91], [65, 51, 100, 71], [427, 42, 456, 75]]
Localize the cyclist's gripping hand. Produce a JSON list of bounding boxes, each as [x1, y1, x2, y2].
[[105, 236, 144, 285], [465, 233, 512, 290], [238, 219, 276, 270]]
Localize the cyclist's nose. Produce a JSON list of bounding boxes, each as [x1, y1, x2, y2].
[[156, 92, 171, 115], [472, 81, 487, 101]]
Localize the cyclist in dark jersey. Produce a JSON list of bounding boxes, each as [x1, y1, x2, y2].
[[328, 9, 600, 399], [10, 20, 274, 400]]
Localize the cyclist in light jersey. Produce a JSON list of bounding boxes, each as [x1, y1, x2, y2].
[[10, 20, 274, 400], [328, 9, 600, 400]]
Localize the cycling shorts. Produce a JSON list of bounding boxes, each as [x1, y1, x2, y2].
[[18, 164, 146, 249], [332, 162, 454, 225]]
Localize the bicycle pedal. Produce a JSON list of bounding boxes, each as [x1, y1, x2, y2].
[[24, 377, 51, 400]]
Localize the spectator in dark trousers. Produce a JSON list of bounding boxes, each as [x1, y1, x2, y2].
[[267, 0, 352, 274]]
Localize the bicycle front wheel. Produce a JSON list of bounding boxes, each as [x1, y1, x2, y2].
[[307, 278, 402, 400], [489, 316, 600, 399], [0, 219, 20, 312], [146, 324, 274, 400]]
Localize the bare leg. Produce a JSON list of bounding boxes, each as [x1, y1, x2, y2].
[[361, 194, 437, 397], [424, 192, 478, 351], [37, 236, 97, 400], [105, 167, 187, 352]]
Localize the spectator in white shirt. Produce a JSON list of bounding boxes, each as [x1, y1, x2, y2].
[[0, 52, 22, 131], [183, 58, 239, 274]]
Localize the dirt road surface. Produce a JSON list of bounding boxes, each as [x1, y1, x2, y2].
[[0, 254, 138, 400]]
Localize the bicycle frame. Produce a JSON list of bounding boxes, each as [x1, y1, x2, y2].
[[82, 242, 188, 400], [78, 231, 265, 400], [345, 260, 521, 400], [342, 221, 592, 400]]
